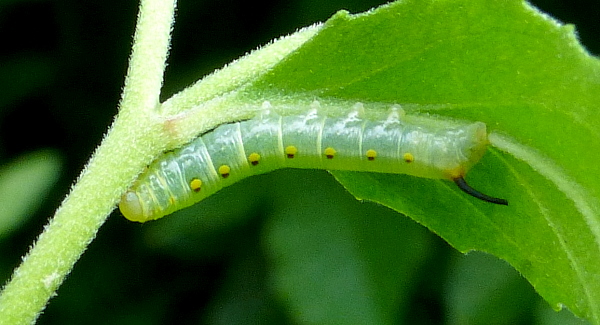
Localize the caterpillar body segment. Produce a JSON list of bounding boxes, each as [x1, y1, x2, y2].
[[120, 103, 504, 223]]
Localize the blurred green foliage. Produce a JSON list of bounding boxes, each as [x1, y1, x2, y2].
[[0, 0, 596, 323]]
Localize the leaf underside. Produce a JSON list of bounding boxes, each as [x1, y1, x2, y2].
[[163, 0, 600, 323], [249, 0, 600, 322]]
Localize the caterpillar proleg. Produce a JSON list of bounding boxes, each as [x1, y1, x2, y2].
[[119, 101, 507, 222]]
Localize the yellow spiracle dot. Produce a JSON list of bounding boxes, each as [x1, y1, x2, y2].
[[218, 165, 231, 178], [248, 152, 261, 166], [366, 149, 377, 161], [285, 146, 298, 158], [169, 196, 176, 205], [403, 152, 415, 163], [189, 178, 202, 192], [324, 147, 336, 159]]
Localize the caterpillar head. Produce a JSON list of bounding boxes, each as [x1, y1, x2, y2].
[[119, 191, 147, 223]]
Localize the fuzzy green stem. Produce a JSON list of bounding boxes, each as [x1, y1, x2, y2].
[[0, 0, 176, 323]]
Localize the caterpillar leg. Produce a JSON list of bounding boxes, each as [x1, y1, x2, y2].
[[453, 177, 508, 205]]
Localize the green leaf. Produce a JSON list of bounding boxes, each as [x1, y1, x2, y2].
[[223, 0, 599, 322], [104, 0, 598, 322], [0, 150, 62, 238]]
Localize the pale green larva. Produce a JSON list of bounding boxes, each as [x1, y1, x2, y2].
[[119, 101, 507, 223]]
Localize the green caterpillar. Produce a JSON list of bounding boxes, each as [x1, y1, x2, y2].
[[119, 101, 507, 223]]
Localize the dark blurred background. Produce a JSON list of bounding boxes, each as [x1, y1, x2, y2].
[[0, 0, 597, 324]]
